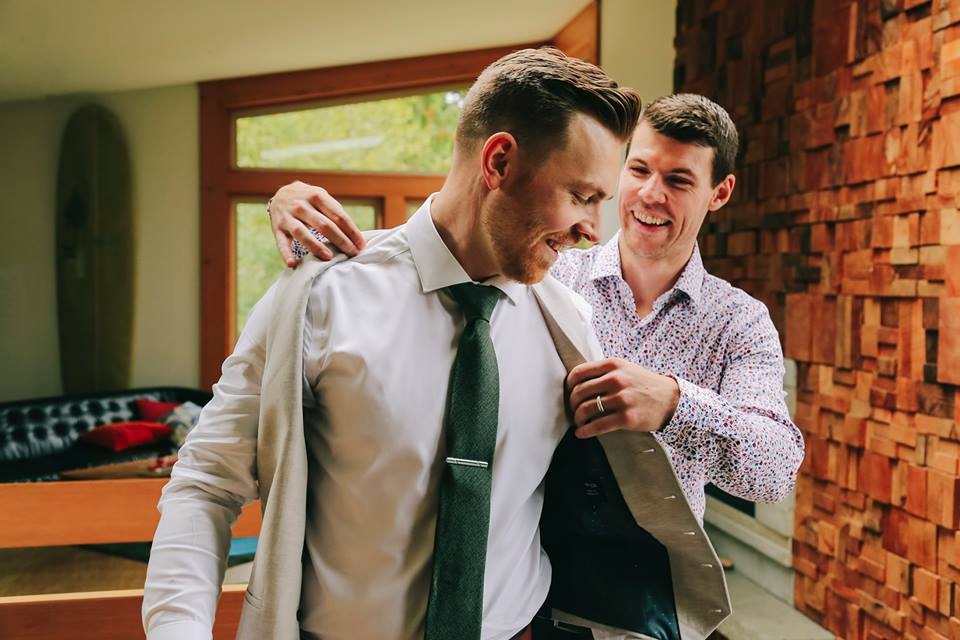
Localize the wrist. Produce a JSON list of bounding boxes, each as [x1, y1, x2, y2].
[[658, 375, 681, 429]]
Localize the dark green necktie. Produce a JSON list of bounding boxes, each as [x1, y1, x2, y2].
[[424, 282, 502, 640]]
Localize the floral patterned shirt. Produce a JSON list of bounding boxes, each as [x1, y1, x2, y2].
[[550, 234, 805, 520]]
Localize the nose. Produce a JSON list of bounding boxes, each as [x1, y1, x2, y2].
[[639, 173, 666, 205], [573, 202, 602, 244]]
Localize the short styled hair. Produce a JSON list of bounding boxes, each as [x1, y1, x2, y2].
[[456, 47, 642, 159], [640, 94, 739, 185]]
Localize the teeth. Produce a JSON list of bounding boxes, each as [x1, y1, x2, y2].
[[633, 211, 668, 226]]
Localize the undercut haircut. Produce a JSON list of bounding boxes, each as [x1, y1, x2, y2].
[[456, 47, 642, 160], [640, 94, 739, 185]]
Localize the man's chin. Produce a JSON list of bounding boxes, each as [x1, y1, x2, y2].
[[505, 260, 552, 284], [623, 232, 670, 260]]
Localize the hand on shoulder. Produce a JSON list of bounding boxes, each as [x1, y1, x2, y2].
[[267, 181, 366, 267]]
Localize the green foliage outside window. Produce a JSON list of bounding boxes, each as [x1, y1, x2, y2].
[[235, 202, 378, 339], [236, 89, 466, 172], [235, 202, 278, 339], [233, 87, 466, 339]]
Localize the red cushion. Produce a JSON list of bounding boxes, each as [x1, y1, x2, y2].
[[79, 421, 173, 452], [135, 399, 179, 421]]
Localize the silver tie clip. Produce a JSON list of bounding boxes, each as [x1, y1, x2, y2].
[[445, 457, 488, 468]]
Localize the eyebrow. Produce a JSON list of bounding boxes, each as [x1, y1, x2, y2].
[[570, 182, 609, 200], [630, 159, 697, 178]]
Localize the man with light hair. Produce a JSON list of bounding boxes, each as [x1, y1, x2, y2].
[[144, 48, 655, 640]]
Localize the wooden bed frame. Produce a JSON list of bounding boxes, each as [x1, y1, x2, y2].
[[0, 478, 260, 639], [0, 478, 260, 548], [0, 587, 246, 640]]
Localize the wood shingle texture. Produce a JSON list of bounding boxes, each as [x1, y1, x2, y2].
[[675, 0, 960, 638]]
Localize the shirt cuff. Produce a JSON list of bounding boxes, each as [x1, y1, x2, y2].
[[147, 620, 212, 640], [657, 376, 712, 449]]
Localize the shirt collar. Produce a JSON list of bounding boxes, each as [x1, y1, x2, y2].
[[673, 245, 705, 306], [589, 232, 706, 307], [406, 195, 523, 305], [589, 232, 625, 281]]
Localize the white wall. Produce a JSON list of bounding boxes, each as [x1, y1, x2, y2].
[[0, 84, 199, 401], [0, 101, 67, 400], [599, 0, 676, 240]]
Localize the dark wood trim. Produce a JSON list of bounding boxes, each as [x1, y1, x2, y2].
[[199, 87, 235, 387], [201, 42, 548, 111], [553, 1, 600, 65], [384, 192, 409, 229], [222, 170, 445, 200]]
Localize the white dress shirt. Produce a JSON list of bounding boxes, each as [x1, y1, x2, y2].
[[143, 199, 601, 640]]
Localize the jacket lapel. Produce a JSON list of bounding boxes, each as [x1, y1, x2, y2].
[[239, 230, 395, 638], [533, 275, 732, 640], [237, 251, 351, 639], [243, 252, 731, 640]]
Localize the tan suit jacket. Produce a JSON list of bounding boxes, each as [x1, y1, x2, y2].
[[238, 238, 730, 640]]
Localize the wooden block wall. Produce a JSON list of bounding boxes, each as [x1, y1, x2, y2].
[[676, 0, 960, 637]]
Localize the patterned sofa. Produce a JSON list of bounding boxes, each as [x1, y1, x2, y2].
[[0, 387, 211, 483]]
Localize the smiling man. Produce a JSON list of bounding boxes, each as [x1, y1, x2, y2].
[[555, 94, 806, 520], [269, 93, 805, 525], [143, 48, 644, 640]]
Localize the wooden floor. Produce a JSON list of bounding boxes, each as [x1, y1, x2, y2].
[[0, 546, 251, 640], [0, 546, 252, 597], [0, 546, 147, 597]]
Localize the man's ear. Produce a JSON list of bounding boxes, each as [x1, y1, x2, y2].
[[708, 174, 736, 212], [480, 132, 517, 190]]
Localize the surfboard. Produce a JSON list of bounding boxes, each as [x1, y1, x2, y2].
[[55, 105, 134, 394]]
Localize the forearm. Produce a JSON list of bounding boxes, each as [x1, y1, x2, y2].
[[142, 391, 261, 638], [142, 482, 243, 639], [659, 377, 804, 503], [143, 287, 276, 638]]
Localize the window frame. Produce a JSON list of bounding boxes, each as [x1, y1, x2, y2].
[[198, 3, 598, 387]]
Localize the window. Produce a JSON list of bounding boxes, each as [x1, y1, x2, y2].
[[199, 5, 598, 387], [234, 200, 380, 338], [229, 89, 470, 336], [236, 89, 466, 172]]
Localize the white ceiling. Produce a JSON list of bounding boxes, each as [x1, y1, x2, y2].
[[0, 0, 591, 103]]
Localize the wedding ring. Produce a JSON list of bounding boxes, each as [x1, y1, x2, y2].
[[595, 395, 605, 415]]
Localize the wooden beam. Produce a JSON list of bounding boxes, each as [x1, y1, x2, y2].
[[199, 86, 236, 389], [552, 1, 600, 64], [0, 479, 260, 549], [200, 42, 549, 111], [384, 192, 408, 229], [222, 170, 444, 201]]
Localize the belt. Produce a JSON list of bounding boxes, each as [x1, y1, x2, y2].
[[531, 615, 593, 638]]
